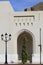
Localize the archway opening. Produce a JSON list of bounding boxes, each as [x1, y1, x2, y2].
[[17, 31, 33, 63]]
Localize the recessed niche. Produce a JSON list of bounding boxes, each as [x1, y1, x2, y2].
[[27, 23, 29, 25], [19, 23, 21, 26], [15, 23, 17, 26], [23, 23, 25, 25], [31, 22, 33, 25]]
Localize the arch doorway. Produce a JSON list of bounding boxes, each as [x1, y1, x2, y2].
[[17, 31, 33, 63]]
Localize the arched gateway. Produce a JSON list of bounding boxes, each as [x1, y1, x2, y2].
[[17, 29, 34, 63]]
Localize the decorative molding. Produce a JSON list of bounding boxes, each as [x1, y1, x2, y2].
[[14, 15, 35, 20]]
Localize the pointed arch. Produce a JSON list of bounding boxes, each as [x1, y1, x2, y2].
[[17, 29, 35, 63]]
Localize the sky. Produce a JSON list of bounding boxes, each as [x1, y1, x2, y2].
[[0, 0, 43, 11]]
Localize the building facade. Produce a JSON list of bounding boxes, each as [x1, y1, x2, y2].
[[0, 1, 43, 64]]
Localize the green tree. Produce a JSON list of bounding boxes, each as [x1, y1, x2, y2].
[[21, 36, 28, 64]]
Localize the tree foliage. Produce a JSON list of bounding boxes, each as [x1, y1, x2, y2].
[[21, 36, 28, 64]]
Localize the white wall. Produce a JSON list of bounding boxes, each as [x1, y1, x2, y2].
[[11, 12, 43, 64], [0, 10, 43, 64], [0, 1, 14, 13]]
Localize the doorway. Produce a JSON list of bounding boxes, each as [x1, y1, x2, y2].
[[17, 31, 33, 63]]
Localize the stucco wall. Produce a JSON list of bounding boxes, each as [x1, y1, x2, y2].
[[0, 11, 43, 63]]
